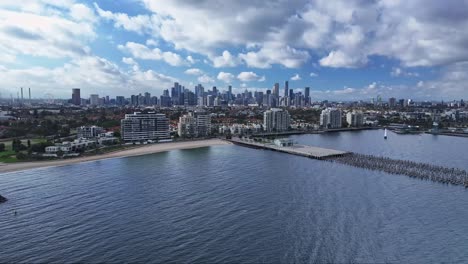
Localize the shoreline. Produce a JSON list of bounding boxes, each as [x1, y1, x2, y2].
[[0, 139, 231, 174]]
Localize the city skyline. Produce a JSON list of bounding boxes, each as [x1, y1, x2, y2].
[[0, 1, 467, 100]]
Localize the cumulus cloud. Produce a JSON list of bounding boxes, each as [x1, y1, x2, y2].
[[217, 72, 235, 83], [146, 39, 158, 46], [211, 50, 240, 68], [70, 3, 97, 23], [291, 74, 301, 81], [197, 74, 214, 84], [310, 72, 318, 77], [0, 55, 177, 97], [0, 8, 95, 60], [186, 55, 196, 64], [118, 42, 188, 66], [320, 50, 367, 68], [237, 71, 262, 82], [134, 0, 468, 70], [184, 68, 203, 76], [94, 3, 158, 35], [391, 67, 420, 77]]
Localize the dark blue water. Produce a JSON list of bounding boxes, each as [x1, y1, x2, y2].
[[1, 130, 468, 263]]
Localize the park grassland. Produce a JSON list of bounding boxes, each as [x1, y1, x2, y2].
[[0, 138, 47, 163]]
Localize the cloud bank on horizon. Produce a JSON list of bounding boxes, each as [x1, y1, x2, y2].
[[0, 0, 467, 100]]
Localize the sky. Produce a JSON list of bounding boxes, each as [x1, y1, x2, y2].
[[0, 0, 467, 101]]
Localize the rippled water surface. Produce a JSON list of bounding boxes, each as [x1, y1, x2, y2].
[[1, 131, 468, 263]]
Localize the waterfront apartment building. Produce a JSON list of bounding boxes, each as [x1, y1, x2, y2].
[[263, 108, 291, 132], [77, 126, 104, 139], [121, 112, 170, 142], [178, 110, 211, 138], [346, 111, 364, 127], [320, 108, 342, 129]]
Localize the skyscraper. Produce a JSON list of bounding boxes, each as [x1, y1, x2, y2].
[[90, 94, 99, 106], [228, 85, 232, 101], [304, 87, 310, 105], [273, 83, 279, 96], [72, 88, 81, 105], [284, 81, 289, 97]]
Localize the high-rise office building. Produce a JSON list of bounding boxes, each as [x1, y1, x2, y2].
[[389, 97, 396, 108], [121, 112, 170, 142], [284, 81, 289, 97], [228, 85, 232, 101], [263, 108, 291, 132], [304, 87, 310, 105], [89, 94, 99, 106], [144, 92, 151, 105], [273, 83, 279, 96], [116, 96, 125, 105], [72, 88, 81, 105]]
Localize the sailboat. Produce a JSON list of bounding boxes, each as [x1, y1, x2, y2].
[[384, 128, 388, 140]]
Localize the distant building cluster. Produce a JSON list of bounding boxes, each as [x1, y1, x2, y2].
[[67, 81, 312, 108]]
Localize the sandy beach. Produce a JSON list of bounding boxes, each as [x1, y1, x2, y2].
[[0, 139, 231, 174]]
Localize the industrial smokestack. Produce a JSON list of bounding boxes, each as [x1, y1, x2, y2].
[[20, 87, 23, 103], [29, 88, 31, 102]]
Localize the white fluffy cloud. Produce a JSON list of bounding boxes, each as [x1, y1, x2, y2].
[[94, 3, 158, 35], [118, 42, 188, 66], [291, 74, 301, 81], [184, 68, 203, 76], [319, 50, 367, 68], [390, 67, 419, 77], [211, 50, 240, 68], [197, 74, 214, 84], [131, 0, 468, 70], [0, 8, 95, 60], [237, 71, 263, 82], [217, 72, 235, 83], [0, 55, 177, 97], [70, 3, 97, 23]]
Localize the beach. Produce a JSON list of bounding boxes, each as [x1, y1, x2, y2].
[[0, 139, 231, 174]]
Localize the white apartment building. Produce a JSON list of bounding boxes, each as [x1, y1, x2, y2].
[[77, 126, 103, 139], [346, 111, 364, 127], [178, 110, 211, 137], [45, 138, 96, 153], [121, 112, 170, 142], [320, 108, 342, 129], [263, 108, 291, 132]]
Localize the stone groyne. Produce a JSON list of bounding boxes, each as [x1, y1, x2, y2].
[[329, 153, 468, 187]]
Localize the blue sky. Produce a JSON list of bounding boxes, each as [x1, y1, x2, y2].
[[0, 0, 467, 100]]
